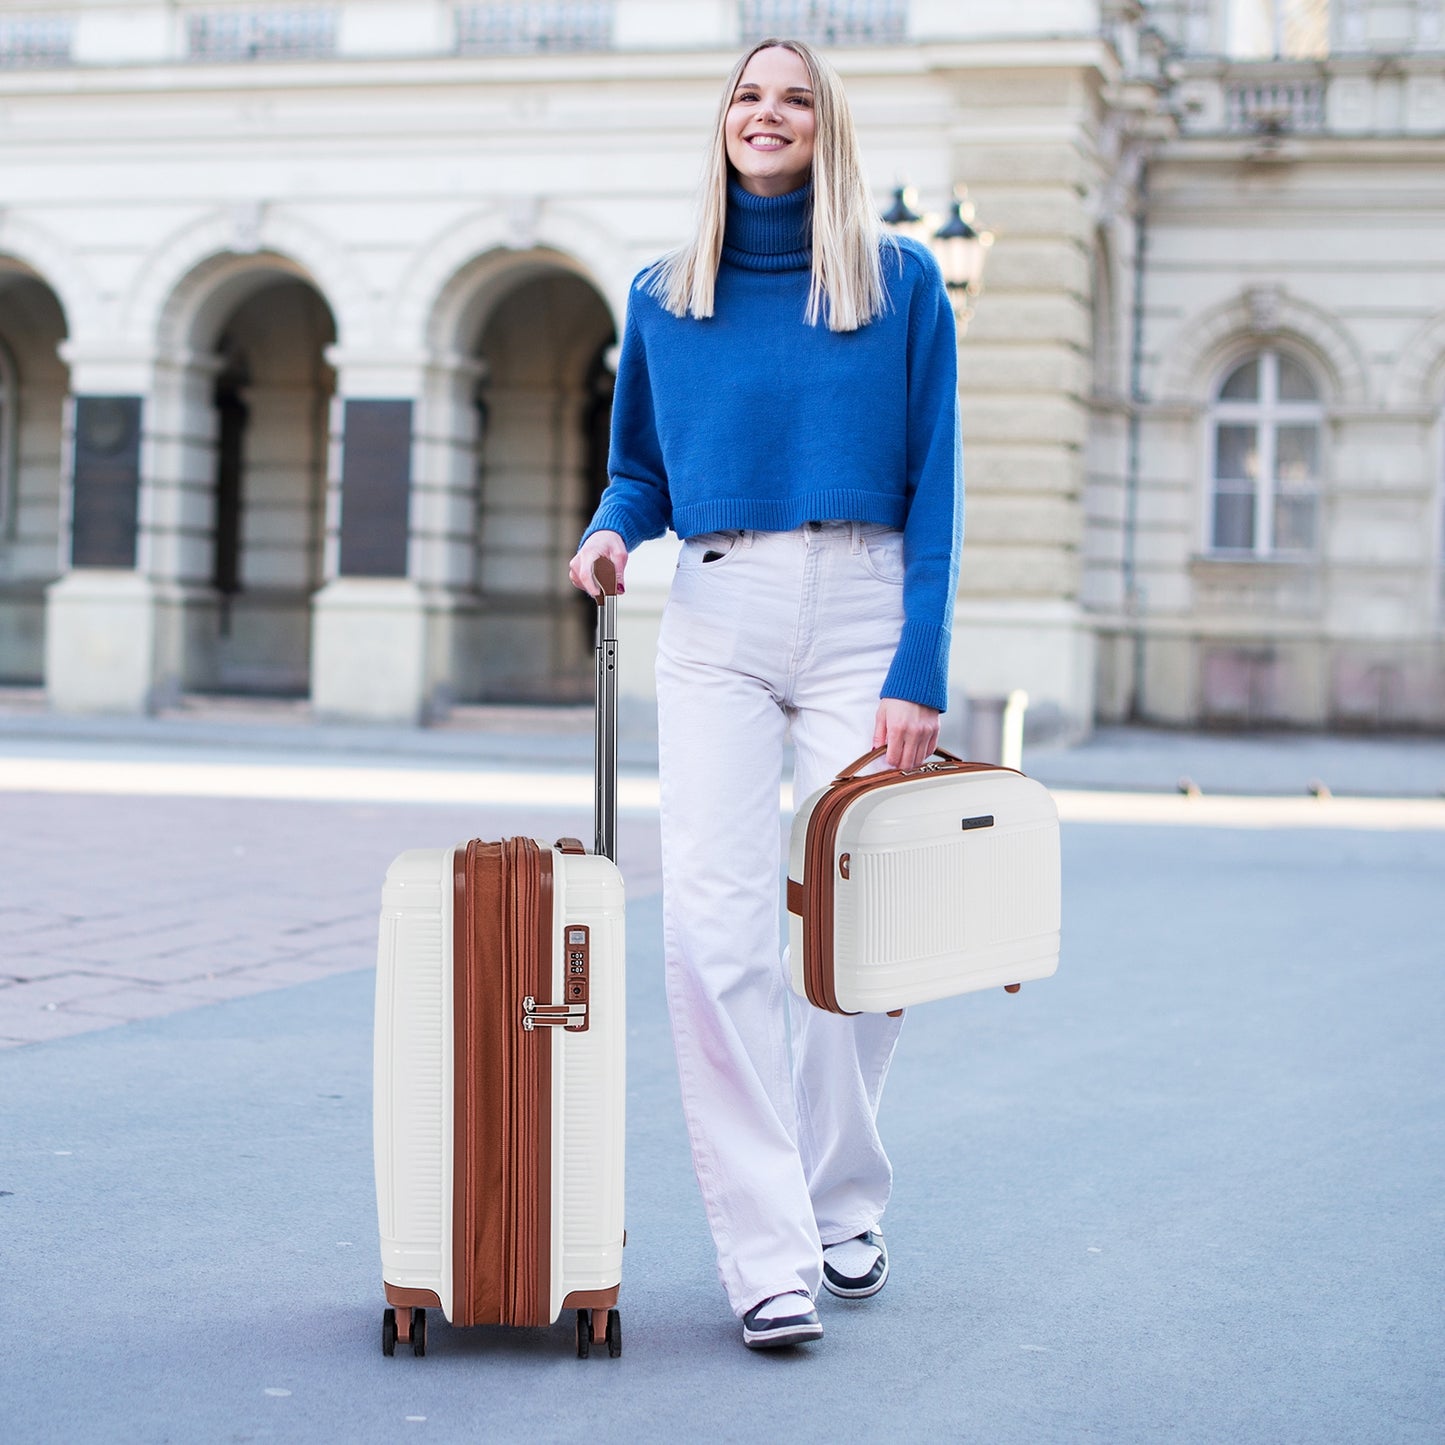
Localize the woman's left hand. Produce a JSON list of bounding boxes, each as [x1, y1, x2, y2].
[[873, 699, 941, 771]]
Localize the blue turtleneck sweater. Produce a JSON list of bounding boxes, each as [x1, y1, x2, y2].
[[584, 180, 963, 711]]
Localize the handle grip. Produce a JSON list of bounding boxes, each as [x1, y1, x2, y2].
[[591, 555, 619, 601], [833, 745, 965, 782]]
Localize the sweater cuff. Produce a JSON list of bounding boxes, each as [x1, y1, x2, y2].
[[881, 620, 951, 713], [581, 505, 652, 553]]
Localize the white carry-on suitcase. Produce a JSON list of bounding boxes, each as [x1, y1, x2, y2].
[[373, 560, 626, 1360], [786, 747, 1061, 1014]]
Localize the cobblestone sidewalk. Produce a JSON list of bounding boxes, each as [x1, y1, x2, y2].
[[0, 790, 660, 1048]]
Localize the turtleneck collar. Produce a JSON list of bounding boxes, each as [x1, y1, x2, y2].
[[722, 178, 812, 272]]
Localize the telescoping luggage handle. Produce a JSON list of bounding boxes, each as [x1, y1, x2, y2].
[[591, 557, 620, 863]]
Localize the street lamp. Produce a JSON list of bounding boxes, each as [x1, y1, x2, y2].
[[932, 189, 992, 297], [881, 183, 925, 241], [882, 183, 993, 319]]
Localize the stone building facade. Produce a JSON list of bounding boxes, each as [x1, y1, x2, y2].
[[0, 0, 1440, 732]]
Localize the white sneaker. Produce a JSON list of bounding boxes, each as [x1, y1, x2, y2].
[[741, 1292, 823, 1349], [822, 1231, 889, 1299]]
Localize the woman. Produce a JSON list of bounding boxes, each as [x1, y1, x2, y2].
[[569, 38, 962, 1350]]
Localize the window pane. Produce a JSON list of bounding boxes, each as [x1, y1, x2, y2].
[[1284, 0, 1330, 60], [1277, 355, 1318, 402], [1276, 424, 1319, 483], [1215, 424, 1259, 481], [1273, 493, 1317, 552], [1213, 490, 1256, 551], [1219, 359, 1260, 401]]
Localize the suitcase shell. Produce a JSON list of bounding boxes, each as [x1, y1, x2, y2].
[[787, 755, 1061, 1014], [373, 837, 624, 1327], [373, 556, 626, 1354]]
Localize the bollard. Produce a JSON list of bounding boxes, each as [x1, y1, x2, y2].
[[965, 690, 1029, 769], [964, 696, 1005, 764], [1001, 689, 1029, 771]]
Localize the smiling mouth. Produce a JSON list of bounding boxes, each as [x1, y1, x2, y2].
[[746, 135, 789, 150]]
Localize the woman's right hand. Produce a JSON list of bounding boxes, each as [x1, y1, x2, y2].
[[568, 529, 629, 598]]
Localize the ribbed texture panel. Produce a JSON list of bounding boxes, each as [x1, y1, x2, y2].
[[375, 851, 452, 1297], [670, 488, 906, 541], [561, 1026, 605, 1250], [394, 913, 445, 1245], [881, 620, 951, 715], [845, 821, 1060, 980], [722, 178, 811, 272], [551, 860, 626, 1311]]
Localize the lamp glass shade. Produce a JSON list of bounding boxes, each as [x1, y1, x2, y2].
[[933, 199, 987, 292], [935, 233, 986, 292]]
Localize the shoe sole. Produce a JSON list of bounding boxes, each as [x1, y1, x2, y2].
[[742, 1320, 824, 1349], [821, 1252, 890, 1300]]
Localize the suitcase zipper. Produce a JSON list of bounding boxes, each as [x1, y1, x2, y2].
[[501, 839, 550, 1327]]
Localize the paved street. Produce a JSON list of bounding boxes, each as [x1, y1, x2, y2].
[[2, 707, 1443, 1441]]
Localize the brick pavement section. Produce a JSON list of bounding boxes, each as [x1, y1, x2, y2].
[[0, 791, 661, 1048]]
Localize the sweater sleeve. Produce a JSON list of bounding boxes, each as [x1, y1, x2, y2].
[[580, 298, 673, 550], [880, 247, 964, 713]]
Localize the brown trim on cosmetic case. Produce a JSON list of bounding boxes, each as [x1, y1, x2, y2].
[[790, 759, 1015, 1014]]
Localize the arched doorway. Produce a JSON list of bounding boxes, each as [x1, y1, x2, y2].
[[161, 260, 336, 696], [469, 265, 616, 703], [0, 263, 68, 684]]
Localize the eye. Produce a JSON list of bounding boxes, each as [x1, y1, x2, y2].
[[788, 95, 813, 108], [734, 88, 759, 104]]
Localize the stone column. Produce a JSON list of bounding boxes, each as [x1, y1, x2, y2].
[[313, 346, 497, 724], [45, 340, 240, 714], [309, 357, 428, 723], [44, 343, 167, 713], [940, 58, 1105, 740]]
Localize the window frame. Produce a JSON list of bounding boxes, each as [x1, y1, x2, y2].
[[1205, 346, 1326, 560]]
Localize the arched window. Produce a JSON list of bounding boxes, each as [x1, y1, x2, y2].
[[1208, 349, 1323, 556]]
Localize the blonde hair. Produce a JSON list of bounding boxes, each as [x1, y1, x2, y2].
[[645, 38, 895, 333]]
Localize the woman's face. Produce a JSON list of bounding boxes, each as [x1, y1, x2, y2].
[[724, 46, 816, 197]]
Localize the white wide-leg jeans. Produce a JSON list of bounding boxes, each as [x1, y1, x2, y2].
[[655, 521, 909, 1317]]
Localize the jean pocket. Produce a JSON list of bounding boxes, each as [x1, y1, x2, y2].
[[679, 531, 744, 569], [858, 529, 905, 583]]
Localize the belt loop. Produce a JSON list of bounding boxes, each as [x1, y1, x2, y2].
[[850, 521, 863, 554]]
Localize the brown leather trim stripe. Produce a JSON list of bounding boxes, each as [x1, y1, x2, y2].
[[501, 839, 554, 1328], [385, 1284, 443, 1309], [450, 844, 476, 1322], [561, 1286, 620, 1311], [451, 839, 555, 1328], [453, 841, 506, 1324]]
